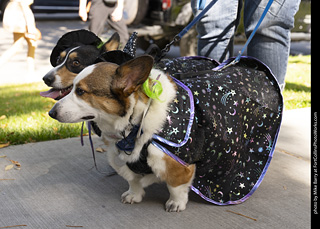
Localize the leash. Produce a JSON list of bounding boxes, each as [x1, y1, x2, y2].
[[154, 0, 274, 66], [155, 0, 218, 62], [218, 0, 274, 70], [80, 122, 117, 176]]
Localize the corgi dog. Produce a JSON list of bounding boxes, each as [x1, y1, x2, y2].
[[48, 55, 196, 212], [40, 30, 121, 100], [47, 54, 283, 211]]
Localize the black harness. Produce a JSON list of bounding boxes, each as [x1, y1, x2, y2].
[[126, 142, 153, 175]]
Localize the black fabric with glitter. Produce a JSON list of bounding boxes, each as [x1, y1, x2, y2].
[[150, 56, 283, 205]]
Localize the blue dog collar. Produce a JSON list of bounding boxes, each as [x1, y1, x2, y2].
[[116, 125, 142, 153]]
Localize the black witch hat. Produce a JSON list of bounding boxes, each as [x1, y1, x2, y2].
[[50, 29, 102, 67]]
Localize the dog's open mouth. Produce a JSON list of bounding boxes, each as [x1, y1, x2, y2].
[[40, 85, 73, 100]]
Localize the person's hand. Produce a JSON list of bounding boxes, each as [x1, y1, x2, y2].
[[25, 28, 42, 41], [111, 5, 123, 22], [79, 7, 88, 21]]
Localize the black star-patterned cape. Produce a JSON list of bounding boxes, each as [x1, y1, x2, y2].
[[151, 56, 283, 205]]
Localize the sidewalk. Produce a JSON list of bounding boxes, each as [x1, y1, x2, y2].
[[0, 108, 311, 228]]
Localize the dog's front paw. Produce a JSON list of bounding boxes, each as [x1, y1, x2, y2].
[[165, 199, 187, 212], [121, 190, 144, 204]]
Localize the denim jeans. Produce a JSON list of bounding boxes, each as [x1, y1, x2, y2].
[[191, 0, 301, 88]]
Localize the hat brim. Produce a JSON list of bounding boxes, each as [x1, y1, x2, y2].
[[50, 30, 102, 67]]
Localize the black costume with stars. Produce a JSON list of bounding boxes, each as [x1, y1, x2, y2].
[[49, 30, 283, 205], [151, 56, 283, 205]]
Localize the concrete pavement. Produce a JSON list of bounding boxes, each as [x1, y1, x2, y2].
[[0, 108, 311, 228]]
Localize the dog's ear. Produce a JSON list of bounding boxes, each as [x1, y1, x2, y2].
[[100, 32, 120, 52], [112, 55, 154, 97]]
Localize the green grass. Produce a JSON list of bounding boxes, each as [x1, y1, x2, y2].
[[0, 55, 311, 146], [0, 83, 87, 146], [283, 55, 311, 110]]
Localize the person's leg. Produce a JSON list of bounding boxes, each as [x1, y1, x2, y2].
[[106, 16, 129, 47], [191, 0, 242, 62], [0, 33, 24, 67], [88, 0, 112, 36], [25, 36, 36, 73], [244, 0, 301, 89], [101, 1, 129, 47], [107, 7, 129, 48]]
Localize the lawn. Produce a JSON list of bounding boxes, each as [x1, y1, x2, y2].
[[0, 55, 311, 146], [0, 83, 86, 146], [283, 55, 311, 110]]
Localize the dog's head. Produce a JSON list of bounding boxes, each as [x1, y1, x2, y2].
[[40, 30, 121, 100], [48, 55, 154, 129]]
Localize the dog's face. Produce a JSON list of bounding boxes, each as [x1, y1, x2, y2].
[[40, 33, 120, 100], [48, 56, 154, 126]]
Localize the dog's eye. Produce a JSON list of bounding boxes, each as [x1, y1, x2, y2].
[[72, 60, 80, 66], [75, 87, 85, 96]]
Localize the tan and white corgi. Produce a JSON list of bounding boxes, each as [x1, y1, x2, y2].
[[48, 55, 196, 212], [47, 54, 283, 211]]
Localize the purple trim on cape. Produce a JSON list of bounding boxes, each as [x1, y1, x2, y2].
[[152, 77, 195, 148], [151, 141, 188, 166]]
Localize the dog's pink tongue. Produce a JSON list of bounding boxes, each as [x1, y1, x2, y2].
[[40, 89, 60, 99]]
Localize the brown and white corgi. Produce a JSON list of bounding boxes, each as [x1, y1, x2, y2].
[[47, 54, 283, 211], [48, 55, 196, 212]]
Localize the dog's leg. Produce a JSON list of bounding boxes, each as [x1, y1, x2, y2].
[[164, 160, 195, 212], [140, 174, 161, 188], [105, 145, 146, 204], [147, 145, 196, 212], [121, 176, 145, 204], [121, 173, 160, 204], [166, 183, 191, 212]]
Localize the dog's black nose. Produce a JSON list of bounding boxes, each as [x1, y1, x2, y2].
[[48, 108, 57, 119], [43, 74, 55, 86]]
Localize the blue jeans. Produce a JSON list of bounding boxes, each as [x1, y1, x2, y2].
[[191, 0, 301, 88]]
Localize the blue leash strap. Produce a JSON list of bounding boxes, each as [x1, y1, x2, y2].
[[220, 0, 274, 70], [156, 0, 273, 63], [178, 0, 218, 39], [155, 0, 218, 62]]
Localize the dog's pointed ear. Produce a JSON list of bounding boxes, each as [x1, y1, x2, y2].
[[100, 32, 120, 52], [112, 55, 154, 97]]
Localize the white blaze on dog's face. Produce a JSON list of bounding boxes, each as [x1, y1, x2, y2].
[[44, 46, 81, 89], [48, 65, 97, 123], [49, 56, 154, 128]]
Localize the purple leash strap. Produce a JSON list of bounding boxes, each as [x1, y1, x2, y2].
[[81, 122, 116, 176]]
